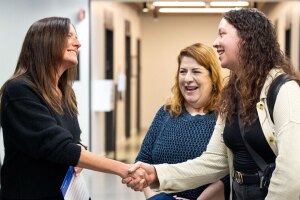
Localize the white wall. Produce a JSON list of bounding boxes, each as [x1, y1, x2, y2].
[[90, 1, 141, 156], [140, 13, 223, 128], [0, 0, 90, 161]]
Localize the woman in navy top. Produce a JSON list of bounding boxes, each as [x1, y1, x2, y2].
[[136, 43, 229, 200]]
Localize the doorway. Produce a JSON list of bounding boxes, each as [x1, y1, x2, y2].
[[125, 35, 131, 139], [136, 39, 141, 134], [104, 28, 115, 154]]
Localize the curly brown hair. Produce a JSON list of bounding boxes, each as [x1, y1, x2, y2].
[[165, 43, 223, 116], [216, 8, 298, 125]]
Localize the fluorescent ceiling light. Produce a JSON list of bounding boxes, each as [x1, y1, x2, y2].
[[210, 1, 249, 7], [153, 1, 206, 7], [159, 8, 239, 13]]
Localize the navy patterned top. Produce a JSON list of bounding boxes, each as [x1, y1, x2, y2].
[[136, 106, 228, 199]]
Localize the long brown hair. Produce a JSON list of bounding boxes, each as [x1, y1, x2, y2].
[[165, 43, 223, 116], [216, 8, 298, 125], [0, 17, 78, 115]]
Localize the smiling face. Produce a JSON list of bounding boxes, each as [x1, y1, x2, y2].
[[178, 56, 213, 113], [60, 24, 81, 76], [213, 18, 240, 71]]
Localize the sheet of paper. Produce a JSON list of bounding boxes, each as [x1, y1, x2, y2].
[[92, 79, 115, 112], [60, 166, 90, 200]]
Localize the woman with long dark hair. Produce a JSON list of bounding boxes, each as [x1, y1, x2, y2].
[[0, 17, 130, 200]]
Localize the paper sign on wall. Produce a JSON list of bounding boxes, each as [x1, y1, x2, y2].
[[92, 79, 114, 112], [117, 74, 126, 92]]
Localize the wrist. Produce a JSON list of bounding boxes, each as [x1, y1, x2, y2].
[[118, 162, 129, 178], [149, 165, 159, 185]]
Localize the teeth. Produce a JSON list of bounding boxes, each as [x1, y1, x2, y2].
[[69, 50, 77, 56], [185, 86, 197, 90]]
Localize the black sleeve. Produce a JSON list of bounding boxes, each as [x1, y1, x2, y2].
[[2, 79, 81, 166]]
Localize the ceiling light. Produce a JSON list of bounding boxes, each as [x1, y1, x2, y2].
[[210, 1, 249, 7], [159, 7, 239, 13], [153, 1, 206, 7], [142, 2, 149, 12]]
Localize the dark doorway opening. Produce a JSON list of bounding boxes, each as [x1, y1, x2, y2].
[[104, 29, 115, 154], [125, 35, 131, 139], [136, 39, 141, 134]]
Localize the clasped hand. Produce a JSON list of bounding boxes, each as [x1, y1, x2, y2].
[[122, 161, 157, 191]]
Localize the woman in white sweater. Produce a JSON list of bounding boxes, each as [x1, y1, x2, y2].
[[124, 8, 300, 200]]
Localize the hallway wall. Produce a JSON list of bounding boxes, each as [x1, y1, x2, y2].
[[260, 1, 300, 70], [90, 1, 141, 155]]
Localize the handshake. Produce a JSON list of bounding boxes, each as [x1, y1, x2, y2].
[[121, 161, 158, 191]]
